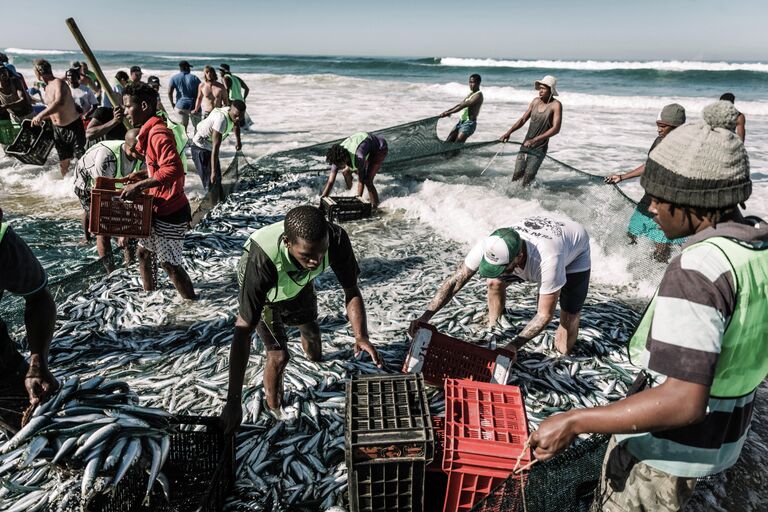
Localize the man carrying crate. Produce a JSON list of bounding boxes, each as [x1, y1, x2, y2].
[[410, 216, 591, 359], [74, 129, 142, 263], [219, 205, 382, 432], [119, 83, 196, 300]]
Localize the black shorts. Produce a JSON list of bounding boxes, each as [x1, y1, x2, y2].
[[256, 283, 318, 351], [53, 118, 86, 161], [559, 270, 591, 314]]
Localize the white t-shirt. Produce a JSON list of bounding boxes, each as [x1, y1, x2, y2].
[[70, 85, 98, 114], [465, 216, 591, 295], [191, 109, 229, 151], [73, 143, 131, 192]]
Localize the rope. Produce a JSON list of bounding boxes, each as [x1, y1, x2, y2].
[[480, 141, 506, 175], [512, 438, 538, 512]]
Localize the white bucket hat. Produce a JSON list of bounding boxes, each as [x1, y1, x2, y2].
[[534, 75, 558, 96]]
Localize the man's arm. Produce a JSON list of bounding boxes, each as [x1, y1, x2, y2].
[[0, 87, 31, 110], [210, 130, 222, 185], [441, 93, 480, 117], [522, 101, 562, 148], [24, 288, 58, 406], [736, 113, 746, 142], [500, 101, 535, 142], [504, 290, 558, 350], [220, 316, 256, 434], [605, 163, 645, 184], [193, 84, 204, 114], [239, 77, 249, 100], [121, 132, 179, 200], [167, 81, 176, 109], [409, 262, 477, 335], [530, 377, 710, 460], [344, 285, 382, 367], [234, 122, 242, 151]]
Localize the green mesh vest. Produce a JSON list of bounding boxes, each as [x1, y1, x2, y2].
[[211, 107, 235, 140], [340, 132, 369, 171], [629, 236, 768, 398], [224, 73, 243, 102], [245, 221, 329, 304]]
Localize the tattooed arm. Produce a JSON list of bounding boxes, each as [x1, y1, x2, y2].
[[409, 262, 477, 335], [506, 290, 558, 349]]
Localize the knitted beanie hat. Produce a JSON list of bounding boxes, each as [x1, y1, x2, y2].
[[641, 101, 751, 208], [658, 103, 686, 126]]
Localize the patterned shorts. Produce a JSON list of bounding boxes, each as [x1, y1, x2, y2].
[[138, 217, 187, 266]]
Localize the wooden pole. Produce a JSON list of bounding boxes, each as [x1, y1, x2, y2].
[[65, 17, 131, 129]]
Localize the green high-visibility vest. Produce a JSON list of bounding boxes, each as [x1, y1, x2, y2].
[[629, 236, 768, 398], [223, 73, 243, 102], [339, 132, 370, 171], [460, 91, 480, 122], [0, 222, 8, 245], [211, 107, 235, 140], [156, 111, 189, 172], [245, 221, 329, 304]]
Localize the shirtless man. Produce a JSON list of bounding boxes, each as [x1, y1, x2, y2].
[[440, 74, 483, 143], [194, 66, 228, 119], [0, 65, 33, 124], [31, 59, 84, 176]]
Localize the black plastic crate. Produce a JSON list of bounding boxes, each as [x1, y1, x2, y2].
[[346, 374, 434, 465], [320, 196, 372, 222], [349, 459, 427, 512], [5, 119, 54, 165], [0, 119, 20, 145], [89, 415, 234, 512]]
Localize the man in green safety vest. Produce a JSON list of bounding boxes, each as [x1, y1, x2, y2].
[[73, 129, 143, 262], [440, 73, 483, 143], [190, 100, 245, 205], [0, 208, 58, 433], [530, 101, 768, 512], [219, 205, 382, 432], [322, 132, 388, 208], [218, 63, 249, 103]]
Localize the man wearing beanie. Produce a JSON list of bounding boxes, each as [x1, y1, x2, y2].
[[530, 100, 768, 512], [605, 103, 687, 262], [410, 216, 591, 357]]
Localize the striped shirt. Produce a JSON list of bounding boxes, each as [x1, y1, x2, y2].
[[618, 219, 768, 478]]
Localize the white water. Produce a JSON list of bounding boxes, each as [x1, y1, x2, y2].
[[440, 57, 768, 73]]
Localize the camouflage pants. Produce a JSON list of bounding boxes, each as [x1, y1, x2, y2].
[[591, 436, 697, 512]]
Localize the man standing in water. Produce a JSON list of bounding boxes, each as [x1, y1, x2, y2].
[[322, 132, 388, 208], [410, 216, 591, 357], [219, 63, 249, 103], [530, 101, 767, 512], [31, 59, 85, 177], [120, 83, 196, 300], [0, 64, 33, 124], [219, 205, 382, 431], [440, 74, 483, 143], [168, 60, 201, 134], [500, 75, 562, 186], [0, 207, 58, 432], [719, 92, 745, 141], [194, 66, 228, 119], [605, 103, 686, 262]]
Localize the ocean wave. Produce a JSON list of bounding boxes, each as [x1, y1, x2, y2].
[[439, 57, 768, 73], [5, 47, 77, 55], [157, 55, 251, 61]]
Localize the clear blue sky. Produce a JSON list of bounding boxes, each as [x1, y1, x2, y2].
[[2, 0, 766, 60]]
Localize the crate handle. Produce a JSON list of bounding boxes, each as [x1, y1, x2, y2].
[[94, 176, 130, 190]]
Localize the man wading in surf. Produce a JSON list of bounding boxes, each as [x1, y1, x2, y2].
[[440, 73, 483, 143], [411, 216, 591, 359], [220, 205, 382, 432], [500, 75, 562, 186], [531, 101, 768, 512]]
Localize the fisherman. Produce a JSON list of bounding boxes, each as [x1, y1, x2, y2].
[[219, 205, 382, 431], [146, 76, 167, 113], [500, 75, 563, 186], [168, 60, 201, 133], [31, 59, 85, 177], [74, 129, 142, 261], [85, 105, 128, 146], [0, 53, 26, 89], [0, 207, 58, 432], [194, 65, 228, 119], [219, 63, 249, 103], [70, 60, 100, 97], [190, 100, 245, 204], [65, 67, 98, 117], [102, 70, 129, 109], [322, 132, 388, 208], [440, 73, 483, 143], [410, 216, 591, 357], [604, 103, 686, 262], [129, 65, 143, 85], [720, 92, 746, 141], [530, 101, 767, 512], [0, 64, 33, 124], [119, 83, 196, 300]]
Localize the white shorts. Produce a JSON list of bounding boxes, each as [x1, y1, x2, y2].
[[138, 218, 187, 266]]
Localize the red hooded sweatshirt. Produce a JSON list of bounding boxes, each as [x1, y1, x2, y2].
[[135, 116, 188, 217]]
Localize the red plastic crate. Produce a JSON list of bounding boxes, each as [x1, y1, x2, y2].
[[402, 324, 513, 388], [443, 379, 530, 475], [443, 471, 517, 512], [428, 415, 446, 473]]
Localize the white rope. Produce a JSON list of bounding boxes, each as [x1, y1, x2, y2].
[[480, 141, 506, 175]]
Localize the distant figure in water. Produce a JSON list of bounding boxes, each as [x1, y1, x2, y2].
[[440, 73, 483, 143], [500, 75, 562, 186], [322, 132, 388, 208], [719, 92, 745, 141], [605, 103, 686, 263]]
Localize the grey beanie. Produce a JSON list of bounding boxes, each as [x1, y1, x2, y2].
[[658, 103, 686, 126], [642, 101, 750, 209]]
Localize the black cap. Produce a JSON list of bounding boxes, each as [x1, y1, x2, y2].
[[179, 60, 193, 69], [219, 63, 230, 72], [129, 65, 142, 73], [65, 68, 80, 78], [147, 75, 160, 86]]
